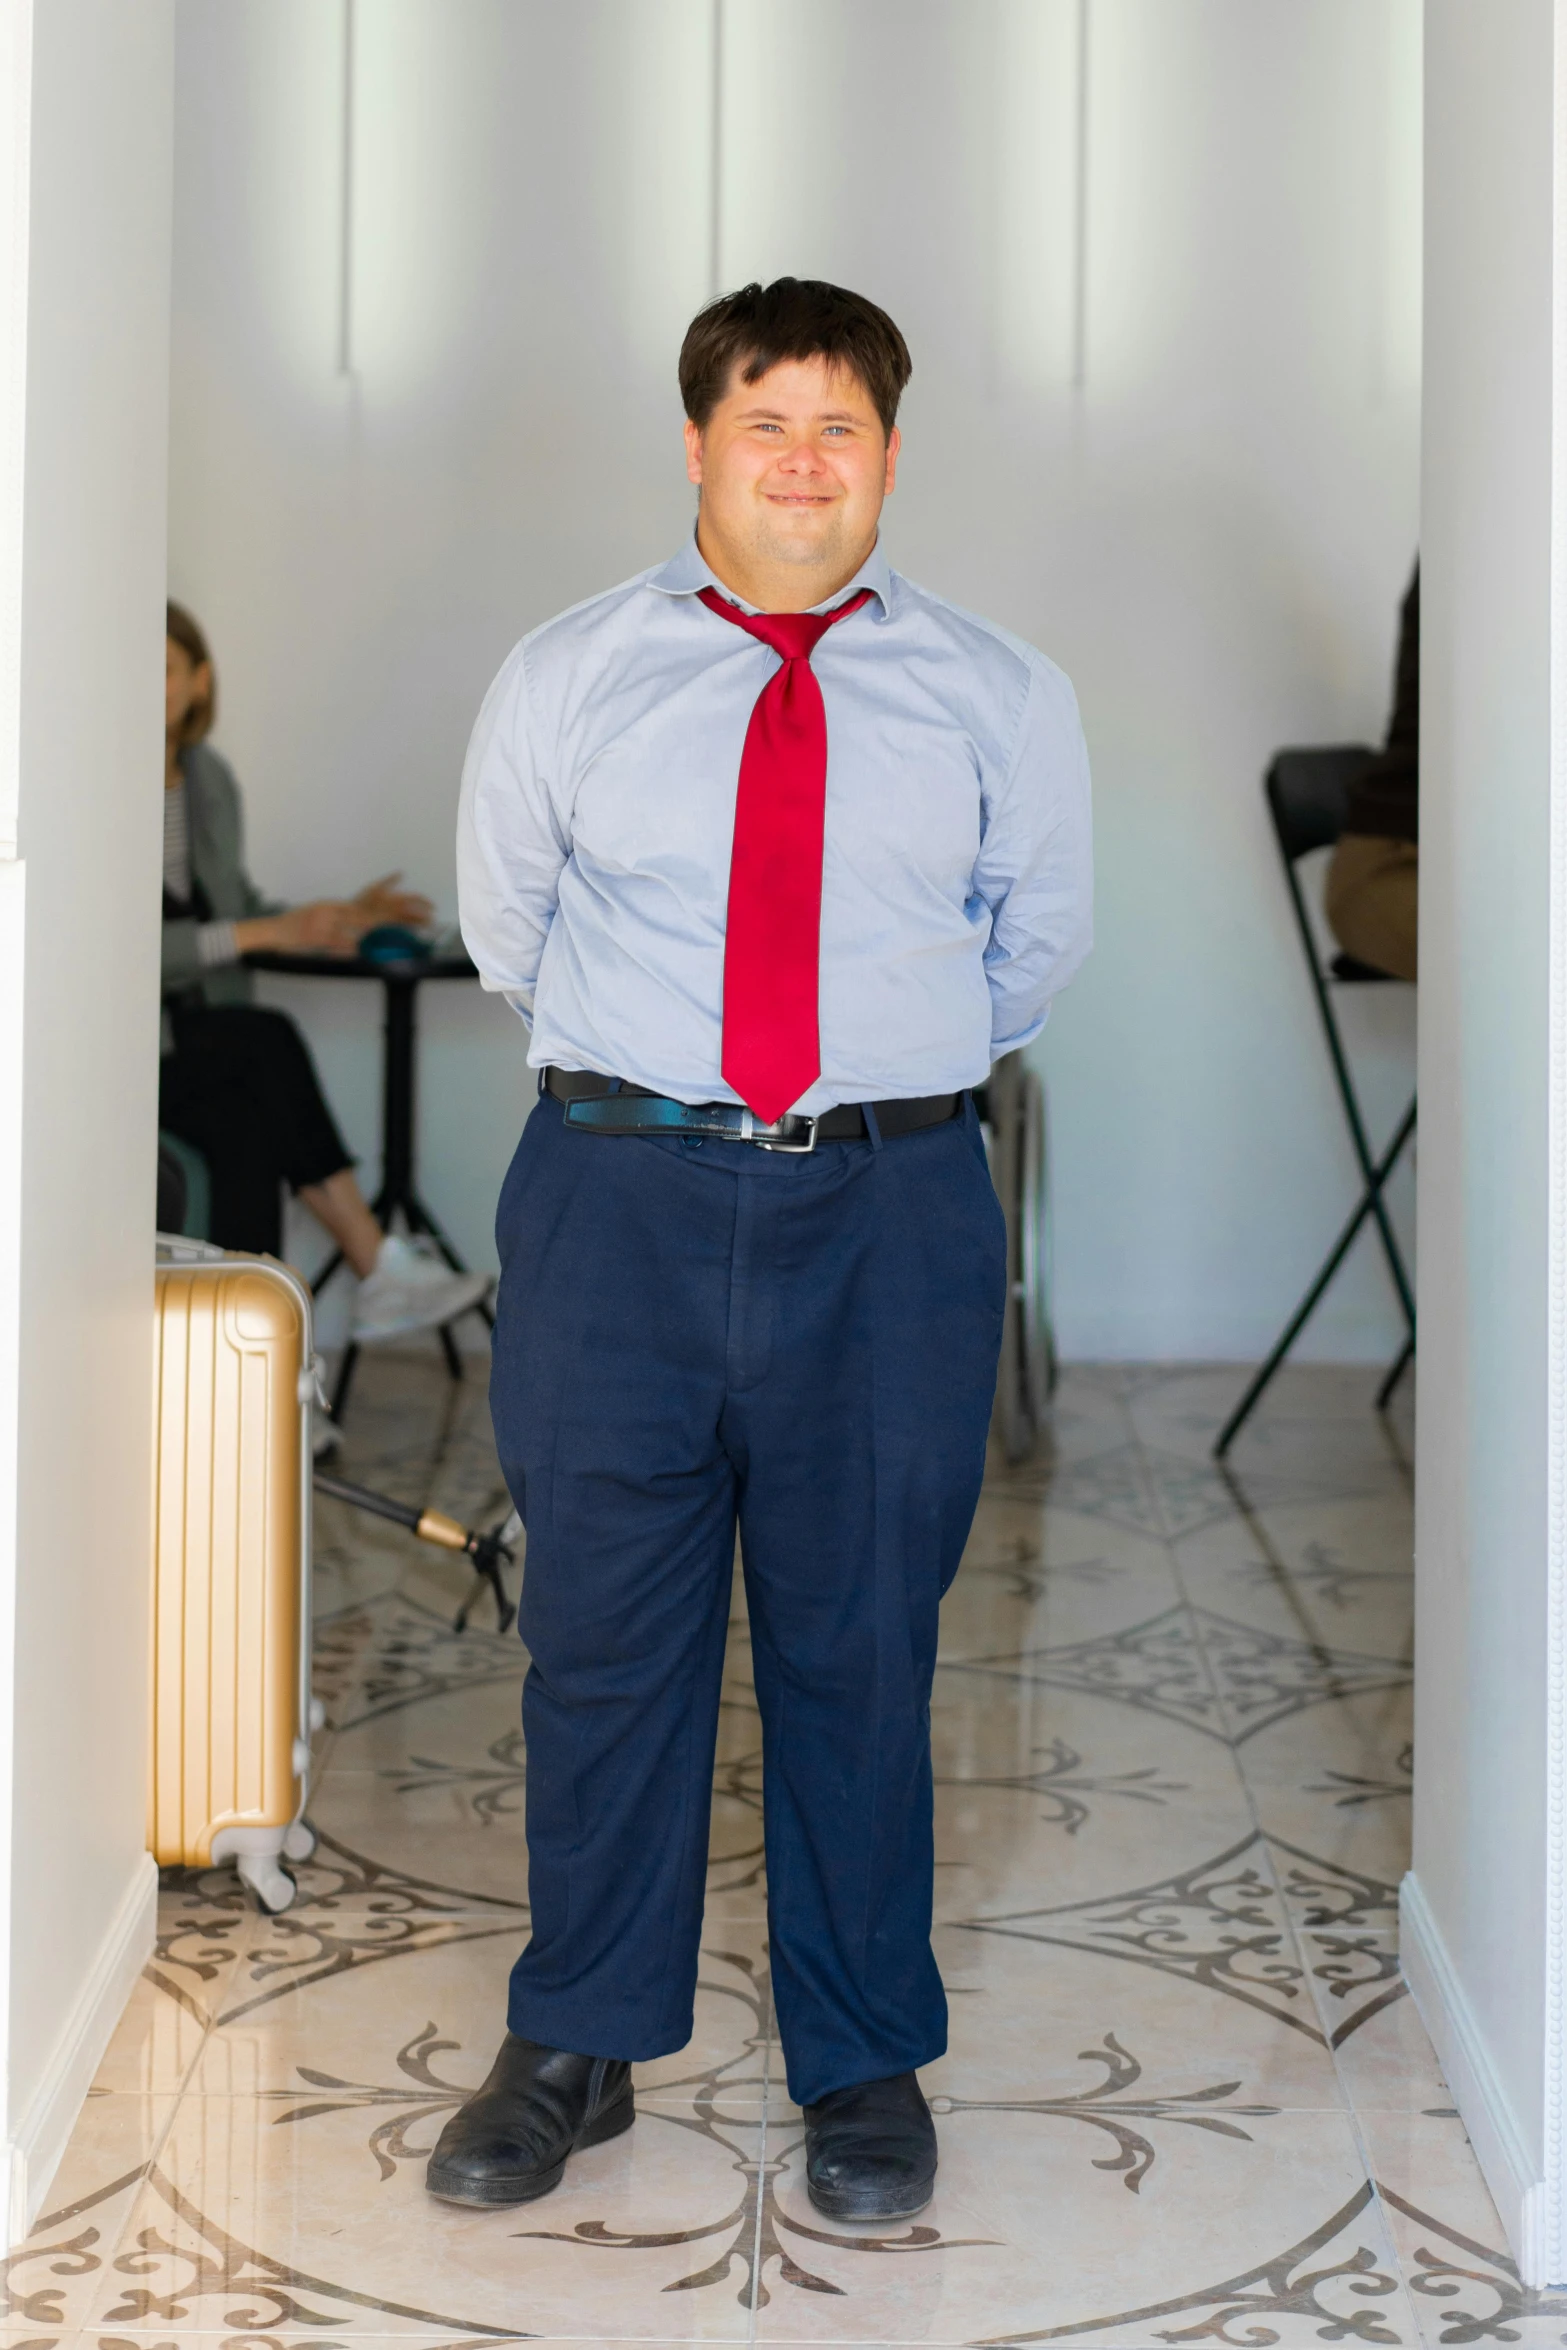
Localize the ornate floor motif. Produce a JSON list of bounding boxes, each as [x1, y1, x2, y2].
[[961, 1829, 1407, 2048], [1036, 1441, 1393, 1543], [945, 1605, 1411, 1743], [14, 1352, 1533, 2347]]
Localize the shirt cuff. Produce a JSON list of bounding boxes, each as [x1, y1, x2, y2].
[[196, 920, 239, 969]]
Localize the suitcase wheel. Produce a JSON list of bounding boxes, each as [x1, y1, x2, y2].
[[237, 1852, 298, 1913], [283, 1819, 318, 1863]]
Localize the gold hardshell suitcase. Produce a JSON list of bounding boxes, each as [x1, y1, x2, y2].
[[151, 1237, 320, 1910]]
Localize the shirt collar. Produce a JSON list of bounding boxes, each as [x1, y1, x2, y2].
[[649, 529, 892, 619]]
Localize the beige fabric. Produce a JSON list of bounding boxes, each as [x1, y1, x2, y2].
[[1324, 833, 1418, 983]]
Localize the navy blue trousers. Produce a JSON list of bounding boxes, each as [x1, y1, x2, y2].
[[489, 1093, 1005, 2106]]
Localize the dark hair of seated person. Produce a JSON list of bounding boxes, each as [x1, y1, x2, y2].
[[167, 600, 216, 746], [1341, 568, 1419, 845]]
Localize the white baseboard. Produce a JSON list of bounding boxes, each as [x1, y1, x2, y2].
[[4, 1851, 158, 2246], [1399, 1869, 1555, 2283]]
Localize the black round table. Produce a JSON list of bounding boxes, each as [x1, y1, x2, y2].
[[247, 945, 491, 1417]]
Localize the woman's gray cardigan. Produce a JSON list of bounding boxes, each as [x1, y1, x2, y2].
[[161, 742, 283, 1010]]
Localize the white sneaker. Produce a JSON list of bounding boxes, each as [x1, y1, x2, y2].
[[353, 1234, 491, 1344]]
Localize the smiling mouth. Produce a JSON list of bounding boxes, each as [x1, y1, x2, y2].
[[765, 492, 835, 506]]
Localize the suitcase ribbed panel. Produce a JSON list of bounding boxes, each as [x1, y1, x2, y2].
[[150, 1263, 305, 1866]]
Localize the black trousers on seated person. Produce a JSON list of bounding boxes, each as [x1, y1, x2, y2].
[[159, 1003, 353, 1255]]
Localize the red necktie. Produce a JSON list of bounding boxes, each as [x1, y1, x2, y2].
[[698, 585, 873, 1123]]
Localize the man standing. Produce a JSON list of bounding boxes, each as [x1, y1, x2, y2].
[[433, 278, 1092, 2222]]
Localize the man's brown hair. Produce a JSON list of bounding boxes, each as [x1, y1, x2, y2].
[[166, 599, 216, 746], [679, 278, 912, 439]]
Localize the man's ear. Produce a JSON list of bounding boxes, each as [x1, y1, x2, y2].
[[883, 425, 901, 496], [684, 417, 704, 487]]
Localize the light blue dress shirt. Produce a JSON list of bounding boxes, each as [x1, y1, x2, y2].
[[456, 533, 1093, 1113]]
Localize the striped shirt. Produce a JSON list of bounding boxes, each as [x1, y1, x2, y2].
[[164, 782, 238, 969]]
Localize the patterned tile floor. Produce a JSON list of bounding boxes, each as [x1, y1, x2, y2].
[[9, 1352, 1557, 2346]]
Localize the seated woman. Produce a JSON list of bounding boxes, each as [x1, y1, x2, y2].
[[159, 600, 490, 1344], [1325, 567, 1418, 983]]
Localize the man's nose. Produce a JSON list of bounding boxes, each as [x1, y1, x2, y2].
[[775, 436, 828, 473]]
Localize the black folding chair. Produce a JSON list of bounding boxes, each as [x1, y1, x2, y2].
[[1213, 747, 1416, 1458]]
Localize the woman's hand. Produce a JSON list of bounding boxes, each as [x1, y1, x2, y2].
[[355, 872, 434, 928], [234, 902, 371, 956]]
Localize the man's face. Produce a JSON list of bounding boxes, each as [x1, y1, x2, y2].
[[684, 355, 899, 581]]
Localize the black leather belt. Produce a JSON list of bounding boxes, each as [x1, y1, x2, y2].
[[544, 1068, 960, 1154]]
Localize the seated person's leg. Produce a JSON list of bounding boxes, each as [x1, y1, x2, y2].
[[229, 1006, 356, 1192], [159, 1031, 289, 1255], [209, 1008, 379, 1272], [160, 1004, 490, 1332], [163, 1004, 360, 1260], [1324, 834, 1418, 984], [225, 1009, 491, 1327]]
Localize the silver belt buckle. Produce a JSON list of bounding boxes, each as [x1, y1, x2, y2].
[[738, 1109, 820, 1154]]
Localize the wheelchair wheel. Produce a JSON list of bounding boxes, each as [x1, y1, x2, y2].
[[983, 1052, 1058, 1464]]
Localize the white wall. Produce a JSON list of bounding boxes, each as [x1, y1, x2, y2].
[[0, 4, 173, 2233], [169, 0, 1420, 1361], [1399, 0, 1567, 2288]]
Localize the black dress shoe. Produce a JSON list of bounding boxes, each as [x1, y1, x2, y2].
[[425, 2032, 634, 2207], [803, 2071, 937, 2220]]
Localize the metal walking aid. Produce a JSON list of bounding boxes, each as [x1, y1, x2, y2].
[[1213, 747, 1416, 1459], [312, 1471, 517, 1632], [976, 1050, 1058, 1464]]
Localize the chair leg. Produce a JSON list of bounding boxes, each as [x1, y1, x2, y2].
[[1375, 1334, 1415, 1412], [1364, 1141, 1418, 1336], [330, 1341, 360, 1423], [1319, 1025, 1416, 1333], [1213, 1099, 1417, 1460], [1214, 1192, 1380, 1459], [1282, 855, 1418, 1334]]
